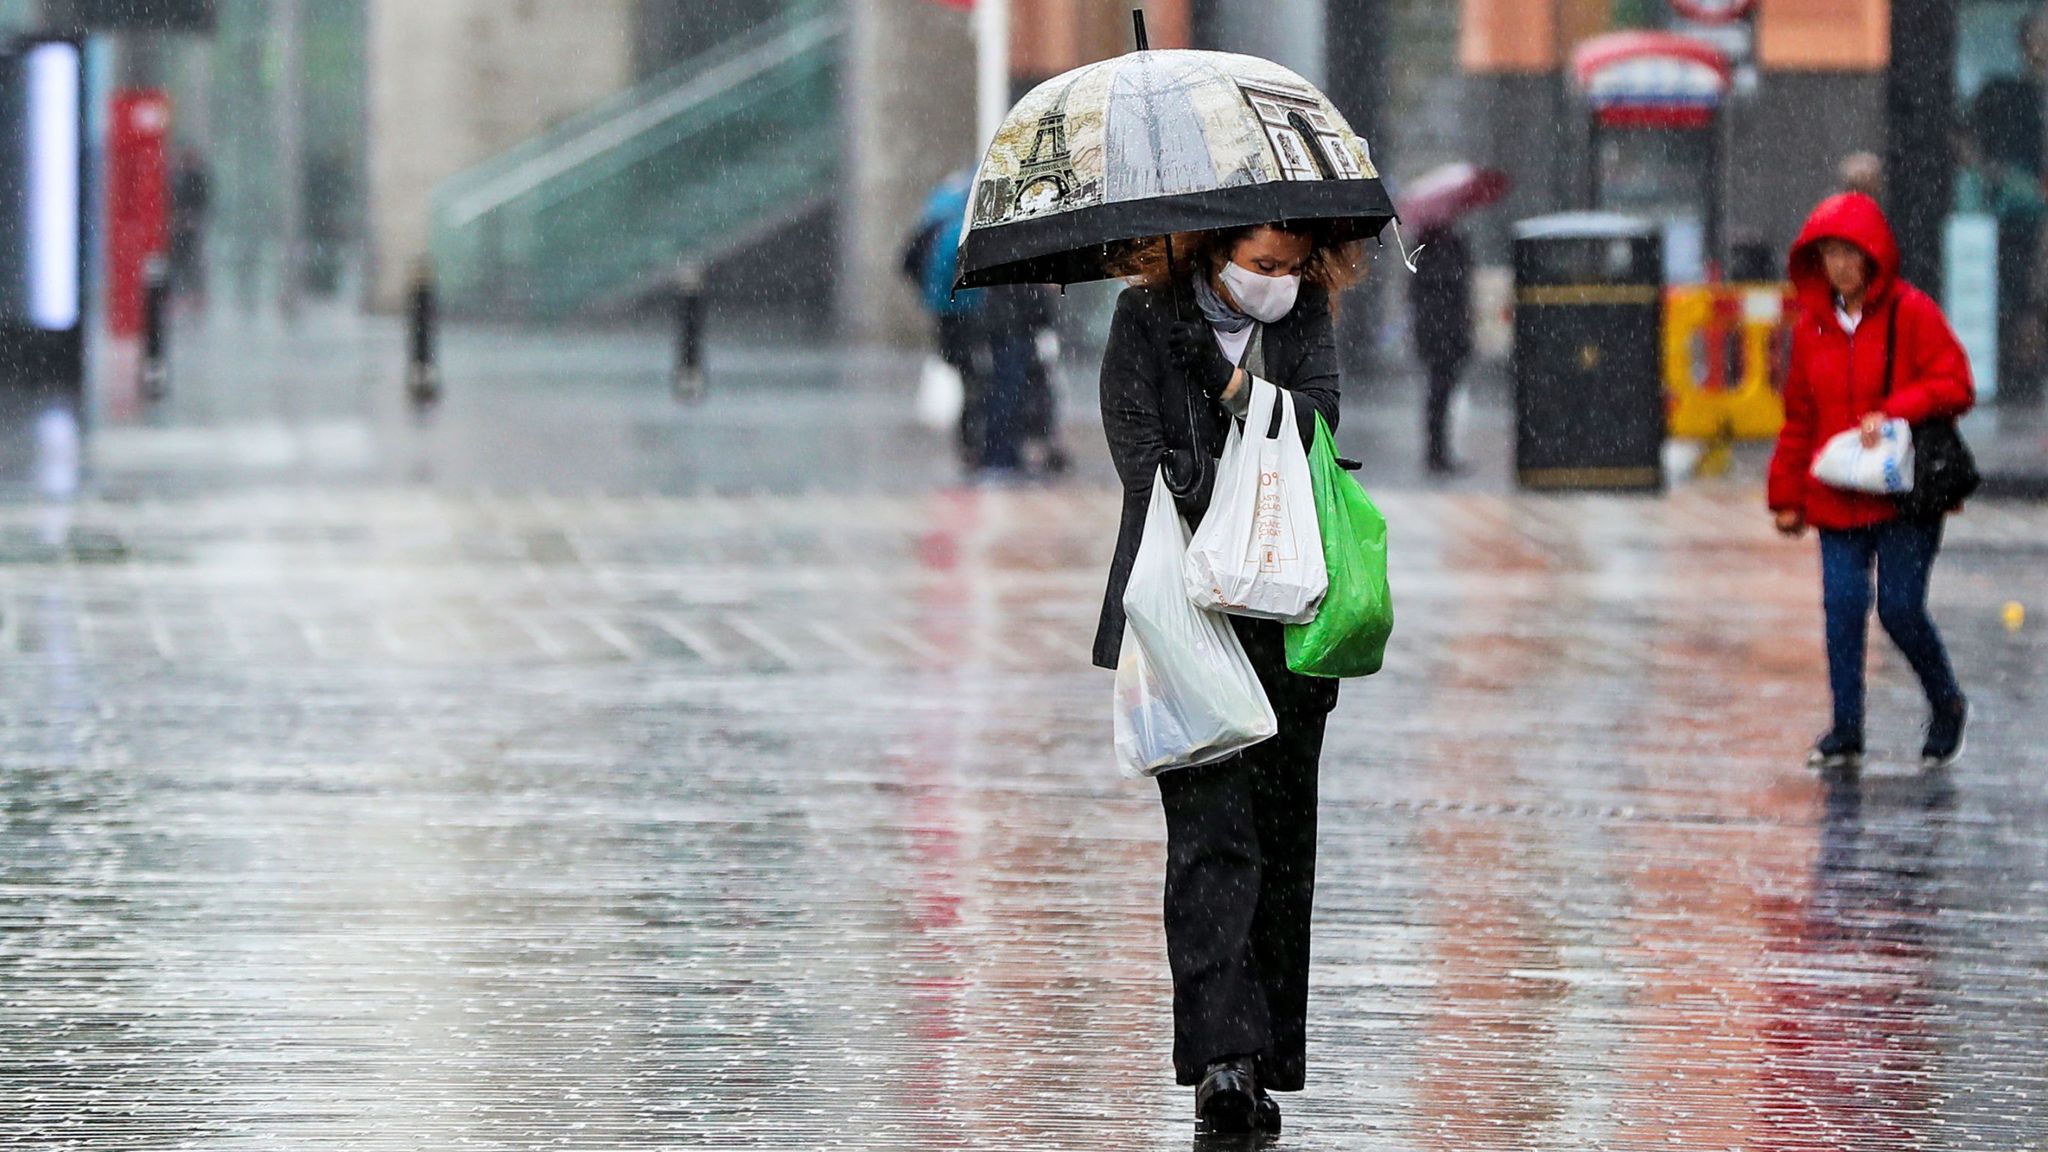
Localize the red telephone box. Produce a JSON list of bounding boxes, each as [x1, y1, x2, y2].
[[106, 89, 171, 338]]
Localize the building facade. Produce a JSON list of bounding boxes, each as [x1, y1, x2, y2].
[[1459, 0, 1893, 271], [13, 0, 2031, 359]]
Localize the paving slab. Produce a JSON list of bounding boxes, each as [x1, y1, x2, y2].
[[1, 476, 2045, 1149], [0, 313, 2044, 1148]]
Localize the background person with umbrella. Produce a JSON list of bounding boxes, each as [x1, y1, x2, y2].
[[901, 170, 994, 469], [1397, 163, 1510, 476], [955, 30, 1396, 1135], [1410, 224, 1471, 474], [903, 168, 1069, 477]]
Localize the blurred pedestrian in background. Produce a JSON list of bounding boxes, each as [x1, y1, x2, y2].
[[170, 147, 212, 305], [1837, 150, 1883, 200], [1768, 193, 1975, 772], [1964, 17, 2048, 404], [975, 282, 1069, 475], [1095, 221, 1358, 1135], [901, 170, 1067, 478], [1407, 222, 1472, 474], [902, 170, 993, 469], [1393, 162, 1506, 475], [1003, 283, 1070, 475]]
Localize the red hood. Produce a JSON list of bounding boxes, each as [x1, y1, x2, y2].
[[1788, 192, 1900, 317]]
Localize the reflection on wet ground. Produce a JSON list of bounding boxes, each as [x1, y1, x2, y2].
[[0, 472, 2042, 1150], [1, 316, 2046, 1147]]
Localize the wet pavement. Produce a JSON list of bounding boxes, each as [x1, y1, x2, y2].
[[2, 310, 2047, 1149]]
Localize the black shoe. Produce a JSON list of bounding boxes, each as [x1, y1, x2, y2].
[[1253, 1088, 1281, 1135], [1806, 729, 1863, 770], [1194, 1057, 1258, 1133], [1921, 698, 1970, 769]]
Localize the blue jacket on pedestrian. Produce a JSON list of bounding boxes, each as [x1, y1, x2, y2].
[[911, 171, 982, 318]]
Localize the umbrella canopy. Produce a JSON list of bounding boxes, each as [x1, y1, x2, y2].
[[954, 49, 1396, 290], [1395, 162, 1510, 234]]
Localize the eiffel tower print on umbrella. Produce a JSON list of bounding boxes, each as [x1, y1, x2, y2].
[[954, 14, 1398, 291]]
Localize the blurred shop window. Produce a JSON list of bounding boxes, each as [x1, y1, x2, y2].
[[633, 0, 793, 79], [1956, 2, 2048, 403]]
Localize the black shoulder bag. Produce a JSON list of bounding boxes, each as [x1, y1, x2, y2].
[[1882, 297, 1981, 519]]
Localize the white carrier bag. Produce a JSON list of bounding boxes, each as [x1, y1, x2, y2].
[[1113, 468, 1277, 778], [1812, 418, 1915, 495], [1184, 377, 1327, 623], [914, 354, 965, 430]]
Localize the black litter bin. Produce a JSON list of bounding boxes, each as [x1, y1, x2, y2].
[[1512, 213, 1665, 492]]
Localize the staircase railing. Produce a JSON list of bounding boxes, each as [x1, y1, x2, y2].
[[429, 3, 845, 316]]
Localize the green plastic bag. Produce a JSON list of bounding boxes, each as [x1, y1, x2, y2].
[[1285, 413, 1393, 677]]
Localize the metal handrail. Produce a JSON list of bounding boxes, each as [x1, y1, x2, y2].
[[440, 9, 845, 228], [433, 1, 832, 195], [428, 3, 843, 315]]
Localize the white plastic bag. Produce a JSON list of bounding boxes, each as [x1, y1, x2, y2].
[[915, 354, 964, 430], [1812, 419, 1915, 495], [1184, 377, 1327, 623], [1114, 468, 1277, 778]]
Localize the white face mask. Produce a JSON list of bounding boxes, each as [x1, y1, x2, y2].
[[1218, 260, 1302, 324]]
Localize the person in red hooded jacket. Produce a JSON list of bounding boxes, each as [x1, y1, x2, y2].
[[1768, 193, 1973, 771]]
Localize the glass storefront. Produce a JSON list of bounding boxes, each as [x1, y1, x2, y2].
[[1956, 0, 2048, 406], [193, 0, 366, 307]]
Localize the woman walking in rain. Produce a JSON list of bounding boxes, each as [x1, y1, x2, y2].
[[1768, 192, 1974, 771], [943, 26, 1398, 1132], [1092, 222, 1358, 1134]]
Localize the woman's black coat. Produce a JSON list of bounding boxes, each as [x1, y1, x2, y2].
[[1092, 282, 1342, 670]]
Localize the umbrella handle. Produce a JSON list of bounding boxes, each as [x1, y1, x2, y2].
[[1163, 231, 1190, 319], [1158, 229, 1215, 502]]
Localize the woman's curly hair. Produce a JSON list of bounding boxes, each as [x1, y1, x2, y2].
[[1108, 221, 1366, 312]]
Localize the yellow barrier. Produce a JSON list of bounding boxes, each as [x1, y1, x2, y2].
[[1664, 282, 1790, 442]]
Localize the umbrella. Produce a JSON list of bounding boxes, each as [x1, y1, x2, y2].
[[1395, 162, 1511, 234], [954, 46, 1396, 290]]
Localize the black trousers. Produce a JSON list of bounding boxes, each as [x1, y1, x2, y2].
[[935, 312, 989, 466], [1156, 618, 1336, 1092], [1424, 359, 1463, 468]]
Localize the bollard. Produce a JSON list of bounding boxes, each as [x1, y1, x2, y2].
[[672, 262, 706, 404], [407, 264, 440, 408], [141, 255, 170, 403]]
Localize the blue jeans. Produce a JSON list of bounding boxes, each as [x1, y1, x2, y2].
[[1818, 517, 1962, 738], [979, 331, 1030, 471]]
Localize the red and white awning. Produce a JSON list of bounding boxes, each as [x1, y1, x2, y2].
[[1572, 32, 1731, 130], [1670, 0, 1756, 24]]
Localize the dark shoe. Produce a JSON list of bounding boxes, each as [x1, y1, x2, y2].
[[1023, 440, 1070, 477], [1194, 1057, 1258, 1133], [1921, 698, 1970, 769], [1806, 729, 1863, 771], [1253, 1088, 1282, 1135]]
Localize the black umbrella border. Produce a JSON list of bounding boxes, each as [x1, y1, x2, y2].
[[953, 178, 1399, 290]]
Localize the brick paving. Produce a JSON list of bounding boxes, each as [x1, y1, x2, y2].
[[2, 473, 2045, 1149], [1, 315, 2046, 1147]]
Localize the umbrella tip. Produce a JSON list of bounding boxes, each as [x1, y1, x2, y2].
[[1133, 9, 1148, 50]]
